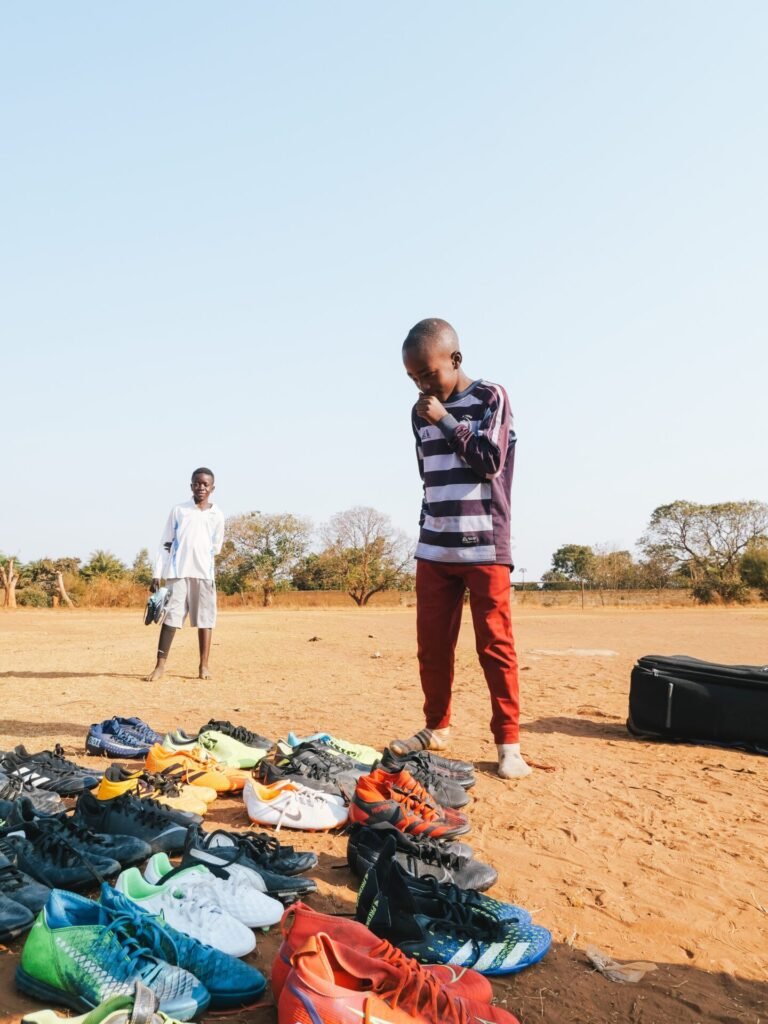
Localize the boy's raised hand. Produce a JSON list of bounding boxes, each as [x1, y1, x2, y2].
[[416, 394, 447, 424]]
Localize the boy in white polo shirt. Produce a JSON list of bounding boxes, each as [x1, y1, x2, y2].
[[145, 467, 226, 682]]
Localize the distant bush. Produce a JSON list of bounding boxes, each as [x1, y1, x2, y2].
[[17, 585, 50, 608], [80, 578, 147, 608]]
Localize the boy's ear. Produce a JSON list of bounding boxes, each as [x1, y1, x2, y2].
[[452, 351, 462, 367]]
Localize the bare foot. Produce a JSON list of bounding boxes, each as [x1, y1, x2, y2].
[[199, 665, 212, 680], [145, 664, 166, 682]]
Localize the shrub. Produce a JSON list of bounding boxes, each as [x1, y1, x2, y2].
[[80, 577, 146, 608], [17, 585, 50, 608]]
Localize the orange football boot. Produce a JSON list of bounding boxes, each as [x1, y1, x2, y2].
[[145, 743, 249, 793], [349, 768, 470, 839]]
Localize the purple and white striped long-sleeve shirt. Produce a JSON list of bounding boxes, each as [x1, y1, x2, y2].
[[412, 379, 515, 566]]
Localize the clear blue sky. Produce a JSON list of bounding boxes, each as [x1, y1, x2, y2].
[[2, 2, 766, 580]]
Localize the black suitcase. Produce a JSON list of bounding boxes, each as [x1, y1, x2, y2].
[[627, 654, 768, 753]]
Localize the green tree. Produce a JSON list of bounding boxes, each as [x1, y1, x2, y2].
[[26, 557, 81, 606], [132, 548, 154, 587], [291, 552, 339, 591], [321, 506, 414, 606], [636, 545, 680, 594], [740, 541, 768, 601], [217, 512, 311, 606], [539, 569, 574, 591], [81, 550, 128, 581], [551, 544, 596, 583], [590, 548, 637, 591], [639, 500, 768, 604]]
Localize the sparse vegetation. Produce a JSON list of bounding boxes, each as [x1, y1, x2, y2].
[[5, 498, 768, 609]]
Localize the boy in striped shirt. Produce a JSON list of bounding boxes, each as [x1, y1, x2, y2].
[[390, 319, 531, 780]]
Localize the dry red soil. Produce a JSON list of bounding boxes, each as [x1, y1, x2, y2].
[[1, 606, 766, 1024]]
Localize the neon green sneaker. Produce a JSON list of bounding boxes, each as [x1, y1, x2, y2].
[[22, 981, 185, 1024], [196, 728, 269, 768], [16, 891, 209, 1020], [160, 731, 224, 763], [286, 731, 382, 766], [161, 730, 263, 768]]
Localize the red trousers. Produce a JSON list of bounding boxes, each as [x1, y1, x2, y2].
[[416, 560, 520, 744]]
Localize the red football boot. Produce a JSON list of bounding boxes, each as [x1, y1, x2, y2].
[[271, 901, 492, 1004], [277, 932, 520, 1024]]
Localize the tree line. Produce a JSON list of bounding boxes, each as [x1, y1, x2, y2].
[[0, 506, 414, 609], [541, 500, 768, 604], [3, 499, 768, 610]]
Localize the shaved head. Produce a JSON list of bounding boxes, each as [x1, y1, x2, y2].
[[402, 318, 460, 356]]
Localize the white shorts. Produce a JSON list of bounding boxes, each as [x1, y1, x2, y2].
[[164, 578, 217, 629]]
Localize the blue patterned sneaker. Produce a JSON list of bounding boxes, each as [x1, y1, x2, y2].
[[16, 889, 209, 1020], [356, 847, 551, 976], [99, 884, 267, 1008], [87, 721, 152, 759], [122, 719, 163, 747]]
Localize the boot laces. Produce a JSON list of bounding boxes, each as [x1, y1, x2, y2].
[[29, 827, 105, 884], [377, 952, 470, 1024], [116, 794, 175, 828]]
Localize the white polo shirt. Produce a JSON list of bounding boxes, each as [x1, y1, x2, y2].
[[154, 500, 225, 581]]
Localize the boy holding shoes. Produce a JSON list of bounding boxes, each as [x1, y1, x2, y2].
[[146, 467, 225, 682], [390, 319, 531, 780]]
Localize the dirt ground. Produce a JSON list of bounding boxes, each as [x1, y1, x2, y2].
[[0, 606, 766, 1024]]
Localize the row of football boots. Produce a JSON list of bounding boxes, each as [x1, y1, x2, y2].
[[242, 734, 477, 831], [14, 822, 322, 1015], [272, 902, 524, 1024], [354, 836, 551, 976], [16, 882, 269, 1019], [17, 890, 541, 1024], [5, 777, 320, 907], [241, 732, 380, 830], [259, 733, 475, 809], [92, 730, 263, 808], [1, 772, 306, 928], [113, 825, 318, 950], [15, 825, 321, 1015], [0, 781, 207, 941], [88, 715, 275, 770]]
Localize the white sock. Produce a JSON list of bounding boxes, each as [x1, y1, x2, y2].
[[497, 742, 532, 780]]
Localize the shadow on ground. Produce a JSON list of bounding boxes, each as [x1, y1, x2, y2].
[[0, 721, 89, 741], [0, 672, 138, 680], [525, 716, 634, 741]]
